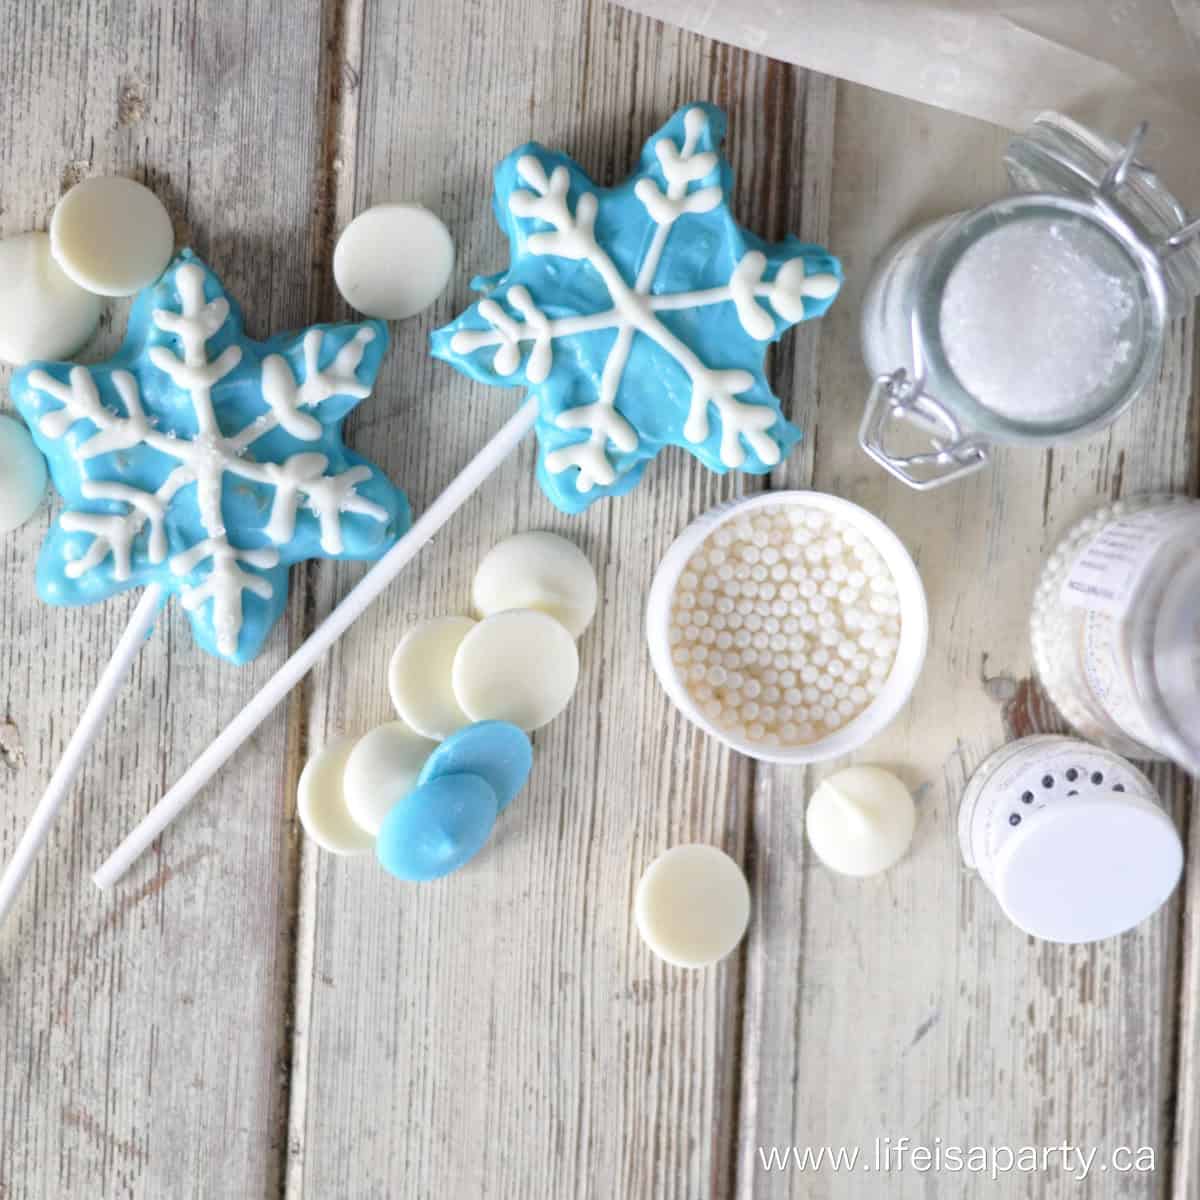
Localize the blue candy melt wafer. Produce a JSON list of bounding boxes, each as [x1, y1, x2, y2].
[[417, 720, 533, 813], [376, 773, 498, 882]]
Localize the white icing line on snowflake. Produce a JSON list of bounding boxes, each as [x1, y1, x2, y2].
[[28, 260, 389, 656], [448, 107, 839, 490], [261, 327, 375, 438], [171, 538, 279, 654]]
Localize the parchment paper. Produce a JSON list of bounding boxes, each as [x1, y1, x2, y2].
[[615, 0, 1200, 210]]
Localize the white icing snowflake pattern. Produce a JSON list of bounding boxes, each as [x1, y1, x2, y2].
[[434, 104, 841, 513], [16, 255, 406, 663]]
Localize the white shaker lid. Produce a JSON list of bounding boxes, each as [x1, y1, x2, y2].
[[962, 737, 1183, 944], [993, 794, 1181, 943]]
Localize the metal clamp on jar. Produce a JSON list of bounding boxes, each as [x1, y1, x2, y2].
[[859, 114, 1200, 490]]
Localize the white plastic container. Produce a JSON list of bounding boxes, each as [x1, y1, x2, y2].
[[646, 491, 928, 764], [959, 736, 1182, 944], [1031, 493, 1200, 773]]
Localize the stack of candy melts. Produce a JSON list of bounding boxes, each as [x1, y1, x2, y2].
[[669, 502, 901, 747], [297, 531, 597, 880]]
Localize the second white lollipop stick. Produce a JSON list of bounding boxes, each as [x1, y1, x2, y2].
[[94, 397, 540, 889], [0, 582, 165, 925]]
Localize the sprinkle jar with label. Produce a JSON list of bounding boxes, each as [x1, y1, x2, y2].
[[1031, 494, 1200, 774], [859, 113, 1200, 489]]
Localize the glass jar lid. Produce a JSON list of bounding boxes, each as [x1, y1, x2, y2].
[[1005, 112, 1200, 316]]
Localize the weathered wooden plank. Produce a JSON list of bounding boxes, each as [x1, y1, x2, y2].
[[737, 85, 1196, 1199], [289, 3, 829, 1196], [0, 2, 333, 1196]]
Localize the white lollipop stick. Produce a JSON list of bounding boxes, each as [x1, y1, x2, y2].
[[0, 582, 164, 925], [94, 397, 540, 889]]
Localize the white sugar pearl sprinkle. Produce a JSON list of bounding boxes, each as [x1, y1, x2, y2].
[[671, 503, 903, 745]]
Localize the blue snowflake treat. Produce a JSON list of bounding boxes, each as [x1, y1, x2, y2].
[[12, 251, 410, 664], [432, 104, 841, 513]]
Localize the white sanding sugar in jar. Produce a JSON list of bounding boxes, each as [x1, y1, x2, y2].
[[858, 112, 1200, 490], [939, 218, 1136, 425]]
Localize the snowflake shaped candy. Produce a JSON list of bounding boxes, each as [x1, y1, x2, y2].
[[432, 104, 841, 513], [12, 252, 410, 664]]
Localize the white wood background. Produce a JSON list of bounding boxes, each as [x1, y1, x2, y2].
[[1, 2, 1197, 1198]]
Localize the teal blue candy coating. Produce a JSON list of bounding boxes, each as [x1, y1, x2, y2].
[[417, 720, 533, 813], [376, 773, 499, 882], [11, 251, 410, 664], [431, 103, 841, 514]]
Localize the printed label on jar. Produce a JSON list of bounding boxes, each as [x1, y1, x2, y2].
[[1062, 505, 1198, 618], [1079, 610, 1163, 752]]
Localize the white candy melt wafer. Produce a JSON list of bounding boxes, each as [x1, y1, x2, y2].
[[343, 721, 436, 837], [297, 736, 374, 855], [388, 616, 476, 740], [50, 176, 174, 297], [0, 232, 102, 365], [0, 415, 47, 532], [472, 531, 598, 638], [333, 204, 454, 320], [452, 610, 579, 731]]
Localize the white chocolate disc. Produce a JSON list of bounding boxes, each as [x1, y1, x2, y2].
[[297, 735, 374, 855], [472, 531, 598, 638], [0, 415, 47, 532], [0, 232, 102, 365], [451, 610, 579, 732], [635, 844, 750, 968], [50, 176, 174, 297], [333, 204, 454, 320], [805, 766, 915, 876], [343, 721, 436, 836], [388, 616, 476, 740]]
